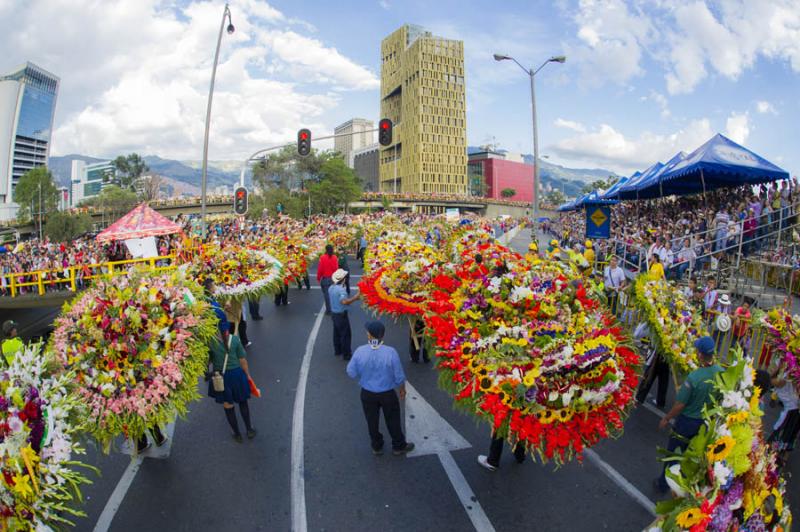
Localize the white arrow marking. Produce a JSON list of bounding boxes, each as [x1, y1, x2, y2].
[[404, 382, 495, 532]]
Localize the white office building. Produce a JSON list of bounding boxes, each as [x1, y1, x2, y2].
[[70, 159, 115, 206], [334, 118, 374, 168], [0, 62, 60, 220]]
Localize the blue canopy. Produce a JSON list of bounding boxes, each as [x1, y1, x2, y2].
[[658, 134, 789, 196], [577, 190, 618, 207], [599, 174, 633, 200], [616, 162, 665, 200], [557, 198, 577, 212], [632, 151, 688, 200]]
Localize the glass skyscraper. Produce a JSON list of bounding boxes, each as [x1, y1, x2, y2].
[[0, 62, 59, 220]]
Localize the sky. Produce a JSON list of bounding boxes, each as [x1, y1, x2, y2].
[[1, 0, 798, 176]]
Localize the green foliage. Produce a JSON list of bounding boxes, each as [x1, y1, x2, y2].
[[111, 153, 149, 190], [44, 211, 93, 242], [381, 194, 391, 211], [545, 189, 566, 206], [252, 146, 336, 190], [581, 177, 617, 195], [249, 188, 307, 219], [80, 185, 138, 222], [309, 158, 362, 214], [500, 187, 516, 198], [13, 166, 60, 221]]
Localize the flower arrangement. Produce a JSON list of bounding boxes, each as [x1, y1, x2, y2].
[[193, 245, 284, 303], [653, 351, 792, 531], [431, 254, 639, 464], [1, 344, 95, 529], [761, 308, 800, 395], [49, 268, 218, 451], [633, 274, 708, 375]]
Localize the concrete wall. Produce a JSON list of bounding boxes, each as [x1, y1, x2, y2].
[[484, 203, 530, 218]]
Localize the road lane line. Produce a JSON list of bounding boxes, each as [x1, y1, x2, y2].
[[437, 452, 496, 532], [584, 449, 656, 517], [290, 305, 325, 532], [93, 456, 144, 532], [641, 402, 667, 418]]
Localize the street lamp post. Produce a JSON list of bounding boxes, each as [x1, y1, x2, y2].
[[200, 3, 234, 239], [493, 53, 565, 224]]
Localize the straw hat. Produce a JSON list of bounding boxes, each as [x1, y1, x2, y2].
[[715, 314, 731, 333], [332, 269, 348, 284]]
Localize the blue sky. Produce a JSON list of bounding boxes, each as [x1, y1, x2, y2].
[[1, 0, 798, 175]]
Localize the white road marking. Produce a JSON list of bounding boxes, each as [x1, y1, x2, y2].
[[93, 421, 178, 531], [585, 449, 656, 517], [93, 456, 144, 532], [641, 401, 667, 418], [290, 305, 325, 532], [404, 382, 495, 532]]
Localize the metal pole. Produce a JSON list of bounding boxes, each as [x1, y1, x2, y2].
[[200, 3, 232, 240], [529, 68, 540, 223], [393, 144, 397, 194], [39, 182, 42, 240]]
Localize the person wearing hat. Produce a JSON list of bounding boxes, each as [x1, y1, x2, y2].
[[654, 336, 722, 493], [2, 320, 23, 366], [329, 268, 360, 360], [346, 321, 415, 456], [583, 240, 595, 266], [546, 239, 558, 255]]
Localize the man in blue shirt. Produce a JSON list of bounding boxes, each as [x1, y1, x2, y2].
[[347, 321, 415, 456], [330, 269, 360, 360]]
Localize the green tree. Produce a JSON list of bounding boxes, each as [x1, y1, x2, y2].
[[545, 189, 566, 206], [80, 185, 138, 222], [249, 188, 306, 219], [500, 188, 516, 198], [112, 153, 149, 190], [381, 194, 391, 211], [581, 176, 618, 195], [308, 158, 362, 214], [13, 166, 59, 222], [252, 146, 337, 190], [44, 211, 93, 242]]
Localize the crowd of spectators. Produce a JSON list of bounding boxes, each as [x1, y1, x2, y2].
[[551, 179, 800, 280]]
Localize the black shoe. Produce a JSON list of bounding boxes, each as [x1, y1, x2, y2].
[[233, 433, 243, 443], [423, 357, 430, 363], [410, 358, 419, 364], [253, 316, 264, 321], [343, 356, 352, 361], [247, 428, 257, 439], [155, 435, 168, 447], [372, 447, 384, 456], [334, 353, 341, 357], [393, 442, 415, 455], [137, 440, 151, 454]]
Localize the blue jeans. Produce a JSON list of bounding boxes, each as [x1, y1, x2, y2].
[[658, 415, 705, 490], [320, 277, 332, 313]]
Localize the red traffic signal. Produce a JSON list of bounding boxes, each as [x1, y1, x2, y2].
[[378, 118, 392, 146], [297, 128, 311, 157], [234, 186, 248, 215]]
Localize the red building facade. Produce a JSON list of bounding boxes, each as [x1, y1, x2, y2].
[[467, 151, 534, 202]]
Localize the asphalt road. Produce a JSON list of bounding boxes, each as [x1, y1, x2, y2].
[[3, 233, 798, 532]]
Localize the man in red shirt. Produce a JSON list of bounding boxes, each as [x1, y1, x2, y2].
[[316, 244, 338, 314]]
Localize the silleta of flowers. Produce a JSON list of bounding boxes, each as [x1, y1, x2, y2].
[[651, 351, 792, 531], [1, 344, 95, 529], [193, 245, 283, 302], [634, 274, 707, 375], [50, 269, 218, 450], [361, 225, 639, 464], [359, 231, 444, 317], [761, 308, 800, 395]]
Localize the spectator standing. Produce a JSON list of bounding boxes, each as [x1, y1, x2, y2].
[[329, 269, 359, 360], [1, 320, 23, 366], [346, 321, 415, 456], [317, 245, 339, 314]]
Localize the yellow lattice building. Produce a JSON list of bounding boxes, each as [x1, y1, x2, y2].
[[379, 24, 467, 195]]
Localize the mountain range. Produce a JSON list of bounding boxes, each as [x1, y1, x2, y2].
[[50, 149, 615, 199]]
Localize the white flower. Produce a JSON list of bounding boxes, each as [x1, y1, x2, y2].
[[713, 461, 732, 487], [721, 390, 749, 411], [487, 277, 502, 294], [509, 286, 533, 303]]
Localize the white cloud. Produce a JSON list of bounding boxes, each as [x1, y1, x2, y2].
[[379, 0, 390, 9], [0, 0, 377, 160], [725, 111, 750, 144], [550, 119, 715, 173], [554, 118, 586, 133], [756, 100, 777, 114]]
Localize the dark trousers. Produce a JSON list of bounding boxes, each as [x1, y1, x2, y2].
[[296, 273, 310, 290], [344, 273, 351, 295], [274, 284, 289, 306], [487, 433, 525, 467], [360, 388, 406, 451], [331, 311, 352, 357], [320, 277, 332, 313], [636, 354, 670, 407], [658, 415, 705, 489], [235, 319, 248, 346], [409, 320, 428, 362], [248, 298, 262, 319]]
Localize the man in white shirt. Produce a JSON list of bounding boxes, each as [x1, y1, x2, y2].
[[604, 256, 626, 315], [673, 238, 696, 279]]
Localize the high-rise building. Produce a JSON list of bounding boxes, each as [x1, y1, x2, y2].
[[379, 24, 467, 195], [468, 150, 534, 202], [352, 143, 379, 191], [70, 160, 115, 207], [0, 62, 60, 220], [334, 118, 374, 167]]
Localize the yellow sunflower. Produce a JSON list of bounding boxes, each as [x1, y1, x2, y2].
[[726, 411, 749, 425], [706, 435, 735, 463], [676, 507, 704, 528]]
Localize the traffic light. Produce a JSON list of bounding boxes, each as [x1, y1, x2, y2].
[[297, 128, 311, 157], [234, 186, 248, 215], [378, 118, 392, 146]]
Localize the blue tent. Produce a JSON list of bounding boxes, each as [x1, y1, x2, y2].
[[616, 162, 665, 200], [658, 134, 789, 196], [599, 174, 633, 200], [557, 199, 577, 212], [631, 151, 688, 200]]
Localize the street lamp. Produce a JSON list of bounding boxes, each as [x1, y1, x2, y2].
[[200, 3, 234, 239], [493, 53, 565, 224]]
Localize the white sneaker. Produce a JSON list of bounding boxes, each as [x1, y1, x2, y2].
[[245, 341, 252, 347], [477, 455, 497, 471]]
